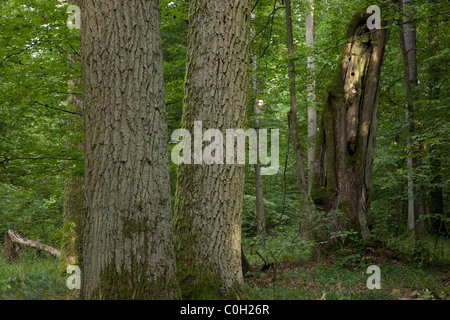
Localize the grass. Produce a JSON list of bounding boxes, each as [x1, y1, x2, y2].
[[243, 233, 450, 300], [0, 247, 76, 300], [0, 234, 448, 300]]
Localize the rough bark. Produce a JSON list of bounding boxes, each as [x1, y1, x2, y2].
[[79, 0, 179, 299], [173, 0, 251, 299], [311, 10, 391, 244]]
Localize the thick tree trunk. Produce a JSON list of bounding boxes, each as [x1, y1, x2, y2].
[[311, 11, 391, 244], [79, 0, 179, 299], [306, 0, 317, 189], [173, 0, 251, 299]]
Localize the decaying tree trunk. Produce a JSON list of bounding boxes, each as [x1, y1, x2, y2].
[[311, 10, 392, 245], [4, 230, 61, 259], [4, 231, 19, 261]]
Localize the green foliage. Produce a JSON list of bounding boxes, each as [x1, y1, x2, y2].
[[0, 182, 63, 246], [0, 247, 71, 300], [0, 0, 448, 301]]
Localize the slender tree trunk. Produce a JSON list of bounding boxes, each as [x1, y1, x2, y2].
[[284, 0, 315, 249], [255, 103, 266, 241], [284, 0, 312, 214], [306, 0, 317, 189], [251, 15, 266, 241], [399, 0, 425, 243], [79, 0, 179, 299], [173, 0, 251, 299], [311, 10, 391, 245], [427, 0, 447, 237]]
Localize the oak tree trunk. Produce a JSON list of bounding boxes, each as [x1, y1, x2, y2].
[[311, 10, 391, 245], [79, 0, 179, 299], [173, 0, 251, 299]]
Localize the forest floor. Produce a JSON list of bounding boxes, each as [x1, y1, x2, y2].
[[0, 235, 449, 300]]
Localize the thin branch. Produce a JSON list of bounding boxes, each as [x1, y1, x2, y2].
[[1, 156, 83, 164], [33, 101, 83, 117]]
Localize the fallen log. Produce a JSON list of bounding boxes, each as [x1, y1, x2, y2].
[[4, 230, 61, 259]]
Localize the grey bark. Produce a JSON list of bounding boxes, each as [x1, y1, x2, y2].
[[79, 0, 179, 299], [173, 0, 251, 299], [399, 0, 425, 241], [306, 0, 317, 189]]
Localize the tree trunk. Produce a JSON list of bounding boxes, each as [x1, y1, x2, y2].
[[284, 0, 314, 246], [399, 0, 425, 243], [60, 32, 84, 271], [79, 0, 179, 300], [61, 170, 83, 270], [251, 22, 266, 241], [311, 10, 391, 245], [4, 231, 19, 261], [427, 0, 447, 237], [255, 105, 266, 241], [306, 0, 317, 189], [173, 0, 251, 299]]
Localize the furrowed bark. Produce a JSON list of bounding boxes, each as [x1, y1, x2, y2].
[[173, 0, 251, 299], [79, 0, 179, 299]]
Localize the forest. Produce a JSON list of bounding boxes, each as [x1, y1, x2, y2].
[[0, 0, 449, 304]]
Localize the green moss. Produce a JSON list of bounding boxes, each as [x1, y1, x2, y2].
[[122, 217, 152, 239], [89, 260, 180, 300], [176, 262, 244, 300]]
